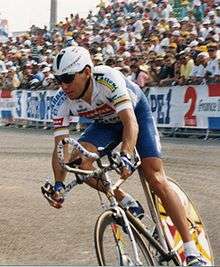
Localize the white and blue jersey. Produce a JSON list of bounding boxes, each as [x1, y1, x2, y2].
[[52, 65, 161, 158]]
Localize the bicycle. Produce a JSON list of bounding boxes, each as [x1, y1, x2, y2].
[[42, 137, 214, 266]]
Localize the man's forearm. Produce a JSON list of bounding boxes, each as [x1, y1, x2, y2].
[[121, 120, 139, 155], [52, 147, 67, 182]]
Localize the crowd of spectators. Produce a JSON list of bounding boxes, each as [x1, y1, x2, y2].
[[0, 0, 220, 91]]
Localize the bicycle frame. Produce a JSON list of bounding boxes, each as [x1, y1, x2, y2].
[[95, 171, 144, 266], [56, 138, 145, 266], [138, 168, 169, 251], [56, 137, 179, 265], [136, 169, 180, 265]]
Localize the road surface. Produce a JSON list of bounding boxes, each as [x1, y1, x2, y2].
[[0, 127, 219, 265]]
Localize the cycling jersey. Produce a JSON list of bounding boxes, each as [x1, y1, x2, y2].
[[52, 65, 144, 131], [52, 65, 161, 158]]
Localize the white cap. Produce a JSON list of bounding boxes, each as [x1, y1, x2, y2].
[[203, 19, 211, 25], [172, 30, 180, 36], [9, 66, 17, 71], [24, 40, 31, 47], [181, 16, 189, 22], [53, 46, 94, 76], [208, 11, 215, 16], [30, 78, 39, 85], [194, 0, 201, 6], [42, 67, 51, 73], [122, 51, 131, 58], [189, 40, 199, 47], [172, 22, 181, 28], [197, 52, 209, 58]]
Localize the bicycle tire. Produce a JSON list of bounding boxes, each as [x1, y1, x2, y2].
[[94, 209, 155, 266], [154, 178, 214, 265]]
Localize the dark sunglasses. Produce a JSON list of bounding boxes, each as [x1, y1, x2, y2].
[[208, 48, 216, 52], [55, 65, 90, 84], [55, 73, 76, 84]]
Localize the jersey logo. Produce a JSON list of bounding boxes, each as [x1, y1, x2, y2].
[[94, 73, 118, 92], [51, 90, 67, 117], [78, 103, 115, 119]]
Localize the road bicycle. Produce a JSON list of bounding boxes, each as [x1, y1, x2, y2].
[[42, 137, 214, 266]]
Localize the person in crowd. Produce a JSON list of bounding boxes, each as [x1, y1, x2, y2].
[[178, 50, 195, 85], [135, 64, 153, 89], [189, 52, 209, 84], [205, 43, 220, 82], [42, 67, 57, 89], [2, 67, 20, 90], [1, 0, 220, 89], [158, 55, 176, 86]]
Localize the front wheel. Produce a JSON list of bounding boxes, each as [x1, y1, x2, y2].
[[94, 209, 154, 266], [154, 178, 214, 265]]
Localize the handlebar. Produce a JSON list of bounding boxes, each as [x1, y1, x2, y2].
[[57, 137, 100, 175], [57, 137, 141, 192]]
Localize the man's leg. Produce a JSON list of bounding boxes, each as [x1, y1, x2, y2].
[[140, 156, 191, 242], [140, 157, 208, 265], [77, 141, 144, 218]]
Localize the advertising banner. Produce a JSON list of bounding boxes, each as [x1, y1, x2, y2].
[[1, 85, 220, 130], [12, 90, 56, 122], [0, 90, 15, 121], [147, 83, 220, 129]]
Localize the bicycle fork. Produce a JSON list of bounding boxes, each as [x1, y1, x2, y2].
[[112, 206, 143, 266], [100, 173, 143, 266]]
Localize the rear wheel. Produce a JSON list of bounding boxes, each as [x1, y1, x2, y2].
[[154, 178, 214, 265], [94, 209, 154, 266]]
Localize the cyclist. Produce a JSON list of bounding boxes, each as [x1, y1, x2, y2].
[[42, 46, 205, 266]]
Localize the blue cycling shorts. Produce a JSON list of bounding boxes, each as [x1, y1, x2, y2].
[[79, 95, 161, 159]]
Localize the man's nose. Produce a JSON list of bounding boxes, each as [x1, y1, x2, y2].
[[62, 83, 70, 91]]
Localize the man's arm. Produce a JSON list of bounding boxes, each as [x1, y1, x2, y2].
[[118, 108, 139, 155], [52, 134, 69, 183], [118, 108, 139, 179]]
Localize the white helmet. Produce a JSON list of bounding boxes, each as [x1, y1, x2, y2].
[[53, 46, 94, 76]]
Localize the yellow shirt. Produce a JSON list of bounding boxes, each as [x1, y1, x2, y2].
[[180, 59, 194, 79]]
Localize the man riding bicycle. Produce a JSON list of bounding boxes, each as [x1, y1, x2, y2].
[[42, 46, 206, 266]]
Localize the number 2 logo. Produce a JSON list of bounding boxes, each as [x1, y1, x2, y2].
[[184, 86, 197, 126]]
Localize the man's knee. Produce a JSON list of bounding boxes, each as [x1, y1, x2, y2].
[[140, 157, 169, 195]]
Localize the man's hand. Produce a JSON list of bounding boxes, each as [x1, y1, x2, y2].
[[120, 152, 136, 180], [41, 181, 65, 209]]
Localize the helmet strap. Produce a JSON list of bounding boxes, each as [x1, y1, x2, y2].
[[76, 77, 91, 100]]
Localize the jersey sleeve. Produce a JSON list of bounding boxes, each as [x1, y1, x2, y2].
[[98, 68, 133, 113], [51, 89, 70, 137]]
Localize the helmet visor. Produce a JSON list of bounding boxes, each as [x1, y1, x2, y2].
[[55, 73, 76, 84]]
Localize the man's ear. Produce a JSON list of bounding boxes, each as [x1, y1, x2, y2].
[[84, 66, 92, 77]]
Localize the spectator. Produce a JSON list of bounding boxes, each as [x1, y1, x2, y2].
[[158, 55, 176, 86], [206, 43, 220, 82], [178, 50, 195, 84], [189, 52, 209, 84], [135, 64, 153, 89], [2, 67, 20, 90], [42, 67, 56, 89], [1, 0, 220, 90]]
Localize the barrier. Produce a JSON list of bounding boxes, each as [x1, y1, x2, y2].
[[146, 83, 220, 129], [145, 83, 220, 139], [0, 90, 15, 126], [0, 84, 220, 138]]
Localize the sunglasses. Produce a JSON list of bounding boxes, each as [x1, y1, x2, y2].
[[55, 73, 76, 84], [208, 48, 216, 52]]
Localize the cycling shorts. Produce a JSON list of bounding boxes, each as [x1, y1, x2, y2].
[[79, 95, 161, 159]]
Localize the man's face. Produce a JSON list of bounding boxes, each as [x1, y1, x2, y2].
[[208, 47, 217, 58], [59, 67, 91, 100]]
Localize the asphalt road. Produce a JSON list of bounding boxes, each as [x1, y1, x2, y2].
[[0, 127, 219, 265]]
